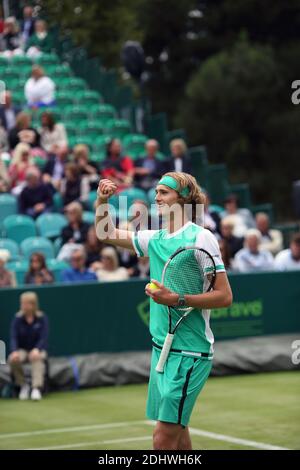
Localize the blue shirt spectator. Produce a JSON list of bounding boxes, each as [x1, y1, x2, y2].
[[61, 248, 97, 283]]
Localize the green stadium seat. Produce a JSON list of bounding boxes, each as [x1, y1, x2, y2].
[[90, 152, 106, 165], [118, 187, 148, 208], [53, 237, 62, 256], [36, 213, 67, 239], [6, 260, 29, 285], [0, 194, 18, 226], [53, 192, 63, 212], [56, 91, 75, 108], [32, 156, 47, 170], [0, 238, 20, 261], [53, 64, 72, 78], [20, 236, 55, 260], [17, 64, 32, 79], [0, 57, 8, 66], [75, 89, 102, 105], [147, 187, 156, 205], [89, 104, 116, 122], [64, 122, 79, 138], [68, 77, 86, 92], [12, 91, 26, 107], [35, 53, 60, 66], [11, 55, 32, 66], [54, 76, 70, 90], [3, 215, 36, 244], [92, 135, 112, 153], [47, 258, 69, 282], [78, 120, 104, 137], [68, 135, 94, 149], [105, 119, 131, 139], [123, 134, 148, 159], [64, 106, 89, 123], [2, 69, 20, 83], [83, 211, 95, 225]]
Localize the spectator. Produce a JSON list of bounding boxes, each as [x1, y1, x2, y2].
[[42, 146, 69, 190], [25, 65, 55, 108], [274, 233, 300, 271], [0, 157, 10, 192], [73, 144, 99, 190], [218, 239, 232, 271], [233, 229, 274, 273], [61, 247, 97, 283], [134, 139, 163, 190], [8, 291, 48, 400], [0, 17, 23, 57], [164, 139, 192, 173], [24, 253, 54, 285], [255, 212, 283, 256], [115, 221, 138, 273], [8, 112, 40, 149], [61, 201, 90, 245], [220, 216, 244, 258], [20, 5, 36, 45], [39, 112, 68, 153], [8, 143, 34, 190], [26, 19, 54, 57], [221, 194, 255, 237], [18, 167, 53, 218], [0, 249, 16, 287], [130, 257, 150, 279], [102, 139, 134, 190], [85, 225, 103, 267], [0, 91, 21, 131], [60, 162, 89, 206], [93, 246, 129, 282]]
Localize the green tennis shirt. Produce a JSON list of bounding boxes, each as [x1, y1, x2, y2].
[[132, 221, 225, 356]]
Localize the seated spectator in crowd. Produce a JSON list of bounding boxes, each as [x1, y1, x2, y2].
[[255, 212, 283, 256], [18, 167, 53, 218], [233, 229, 274, 273], [61, 201, 90, 246], [0, 91, 21, 131], [115, 222, 138, 273], [274, 233, 300, 271], [8, 291, 48, 400], [24, 252, 54, 285], [61, 247, 97, 283], [9, 112, 40, 149], [134, 139, 162, 190], [26, 19, 54, 57], [39, 112, 68, 153], [0, 249, 16, 287], [203, 191, 221, 234], [73, 144, 99, 190], [130, 257, 150, 279], [0, 156, 10, 192], [164, 139, 192, 173], [25, 65, 55, 108], [84, 225, 103, 267], [221, 194, 255, 237], [102, 139, 134, 190], [8, 143, 35, 191], [93, 246, 129, 282], [0, 124, 9, 152], [60, 162, 89, 207], [20, 5, 35, 45], [0, 16, 23, 57], [218, 239, 232, 271], [42, 146, 68, 190], [220, 216, 244, 258]]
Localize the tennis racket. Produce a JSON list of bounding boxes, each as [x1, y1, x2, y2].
[[155, 246, 216, 373]]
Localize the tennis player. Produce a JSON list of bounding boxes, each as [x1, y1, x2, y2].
[[95, 172, 232, 450]]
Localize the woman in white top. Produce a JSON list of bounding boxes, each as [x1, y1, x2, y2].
[[94, 246, 129, 282], [39, 112, 68, 153], [25, 65, 55, 108]]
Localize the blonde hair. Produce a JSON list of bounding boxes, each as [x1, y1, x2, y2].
[[73, 144, 89, 162], [11, 143, 32, 166], [101, 246, 119, 270], [16, 111, 31, 129], [65, 201, 83, 220], [20, 291, 40, 315], [162, 171, 206, 223], [170, 138, 187, 155]]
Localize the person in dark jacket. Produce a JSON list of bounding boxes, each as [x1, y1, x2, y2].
[[8, 291, 48, 401], [18, 168, 53, 218], [0, 91, 21, 131], [163, 138, 192, 174], [20, 5, 36, 44], [61, 201, 90, 245], [134, 139, 164, 190]]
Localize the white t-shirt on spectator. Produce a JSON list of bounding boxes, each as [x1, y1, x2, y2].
[[25, 76, 55, 106], [274, 249, 300, 271], [233, 248, 274, 272]]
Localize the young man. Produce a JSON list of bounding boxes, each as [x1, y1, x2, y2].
[[95, 172, 232, 450]]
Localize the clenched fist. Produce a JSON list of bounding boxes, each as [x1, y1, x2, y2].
[[97, 179, 117, 200]]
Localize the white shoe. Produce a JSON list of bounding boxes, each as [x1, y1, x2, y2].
[[19, 384, 30, 400], [31, 388, 42, 401]]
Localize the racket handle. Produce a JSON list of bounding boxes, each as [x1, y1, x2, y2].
[[155, 333, 174, 373]]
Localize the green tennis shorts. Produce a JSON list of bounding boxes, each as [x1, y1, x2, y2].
[[146, 346, 213, 427]]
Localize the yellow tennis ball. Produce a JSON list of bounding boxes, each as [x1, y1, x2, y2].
[[147, 282, 159, 291]]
